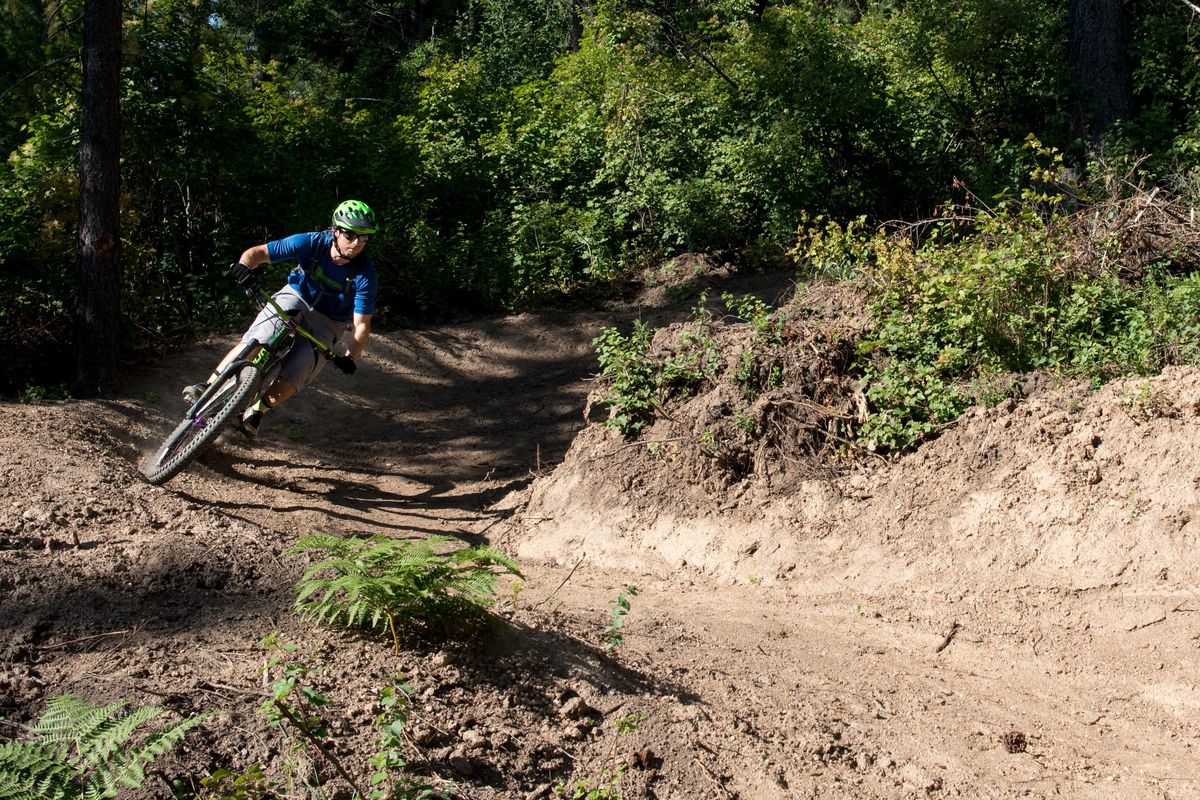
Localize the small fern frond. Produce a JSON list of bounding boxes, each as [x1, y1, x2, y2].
[[288, 533, 350, 557], [0, 740, 77, 800], [449, 544, 521, 575], [32, 696, 127, 750], [0, 695, 207, 800], [79, 757, 142, 800], [125, 712, 207, 770], [74, 704, 161, 771], [294, 579, 327, 604], [452, 571, 499, 604]]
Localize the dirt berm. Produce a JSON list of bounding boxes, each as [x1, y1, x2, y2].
[[1, 287, 1198, 798]]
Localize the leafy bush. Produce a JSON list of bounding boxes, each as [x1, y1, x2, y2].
[[592, 321, 657, 436], [368, 679, 450, 800], [196, 763, 273, 800], [852, 148, 1200, 451], [720, 292, 787, 400], [592, 298, 721, 436], [0, 694, 207, 800], [289, 534, 522, 650], [859, 0, 1070, 200], [791, 215, 875, 282]]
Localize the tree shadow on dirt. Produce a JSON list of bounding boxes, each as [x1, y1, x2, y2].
[[10, 547, 700, 709], [126, 314, 600, 479], [399, 615, 700, 708], [199, 448, 528, 511], [484, 616, 699, 705], [0, 561, 291, 657]]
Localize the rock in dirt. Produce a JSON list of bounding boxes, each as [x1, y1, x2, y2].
[[559, 695, 596, 720]]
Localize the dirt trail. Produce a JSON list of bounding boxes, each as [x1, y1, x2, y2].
[[2, 292, 1199, 799]]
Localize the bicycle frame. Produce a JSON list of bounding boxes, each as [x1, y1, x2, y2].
[[182, 288, 336, 421]]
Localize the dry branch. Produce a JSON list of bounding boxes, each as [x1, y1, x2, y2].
[[935, 621, 961, 653]]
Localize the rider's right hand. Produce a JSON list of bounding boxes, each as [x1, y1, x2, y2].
[[231, 262, 256, 288], [332, 354, 357, 375]]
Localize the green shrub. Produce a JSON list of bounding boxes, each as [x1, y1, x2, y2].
[[853, 149, 1200, 451], [592, 321, 657, 436], [255, 635, 450, 800], [592, 298, 720, 436], [601, 585, 637, 653]]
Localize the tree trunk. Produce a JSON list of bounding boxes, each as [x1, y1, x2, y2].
[[1068, 0, 1133, 140], [565, 1, 583, 53], [75, 0, 122, 398]]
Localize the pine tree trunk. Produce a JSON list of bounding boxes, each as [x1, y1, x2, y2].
[[1069, 0, 1133, 139], [75, 0, 122, 398]]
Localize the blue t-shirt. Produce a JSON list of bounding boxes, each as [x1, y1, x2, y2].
[[266, 231, 378, 322]]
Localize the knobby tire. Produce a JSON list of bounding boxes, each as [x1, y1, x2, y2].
[[142, 364, 263, 485]]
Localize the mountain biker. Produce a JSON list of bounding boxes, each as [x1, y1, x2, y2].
[[182, 200, 380, 438]]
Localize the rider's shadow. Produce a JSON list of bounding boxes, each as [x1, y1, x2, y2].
[[187, 447, 523, 542]]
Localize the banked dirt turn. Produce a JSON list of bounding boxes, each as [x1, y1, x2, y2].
[[2, 292, 1198, 798]]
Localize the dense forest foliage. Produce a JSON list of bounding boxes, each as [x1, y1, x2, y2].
[[3, 0, 1200, 398]]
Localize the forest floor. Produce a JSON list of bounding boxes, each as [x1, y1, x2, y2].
[[3, 268, 1200, 799]]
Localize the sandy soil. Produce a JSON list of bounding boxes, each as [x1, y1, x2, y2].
[[2, 275, 1199, 799]]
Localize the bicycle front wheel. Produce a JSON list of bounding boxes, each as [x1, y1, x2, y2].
[[142, 364, 263, 485]]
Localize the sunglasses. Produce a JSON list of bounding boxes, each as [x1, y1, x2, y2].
[[336, 227, 370, 243]]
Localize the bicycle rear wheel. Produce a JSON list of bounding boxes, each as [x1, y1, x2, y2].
[[142, 363, 263, 485]]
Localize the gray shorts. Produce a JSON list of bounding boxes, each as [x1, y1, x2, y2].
[[242, 289, 347, 391]]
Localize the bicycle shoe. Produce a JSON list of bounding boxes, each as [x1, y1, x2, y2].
[[240, 408, 265, 439], [182, 383, 207, 403]]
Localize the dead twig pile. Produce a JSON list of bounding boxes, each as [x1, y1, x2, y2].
[[1067, 182, 1200, 279], [633, 284, 874, 490], [878, 164, 1200, 281]]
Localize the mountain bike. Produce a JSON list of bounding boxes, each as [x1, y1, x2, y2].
[[141, 287, 337, 485]]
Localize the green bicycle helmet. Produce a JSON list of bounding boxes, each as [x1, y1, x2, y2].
[[332, 199, 379, 234]]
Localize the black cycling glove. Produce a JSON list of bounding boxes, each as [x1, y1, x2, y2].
[[332, 354, 357, 375], [231, 262, 256, 288]]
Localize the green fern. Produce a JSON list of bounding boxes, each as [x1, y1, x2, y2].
[[0, 694, 207, 800], [289, 534, 522, 650]]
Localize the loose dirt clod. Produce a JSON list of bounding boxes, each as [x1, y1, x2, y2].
[[1001, 730, 1028, 754]]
